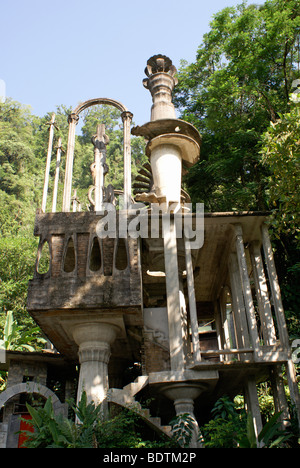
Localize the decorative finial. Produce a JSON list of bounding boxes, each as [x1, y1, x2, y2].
[[143, 54, 178, 121], [144, 54, 177, 78]]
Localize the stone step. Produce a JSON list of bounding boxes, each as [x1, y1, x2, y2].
[[108, 376, 173, 440], [122, 375, 149, 397]]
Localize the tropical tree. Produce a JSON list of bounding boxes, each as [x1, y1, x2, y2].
[[261, 86, 300, 245], [174, 0, 300, 212]]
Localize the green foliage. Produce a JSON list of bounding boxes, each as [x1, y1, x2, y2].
[[94, 406, 173, 448], [261, 97, 300, 245], [21, 393, 176, 448], [238, 412, 293, 448], [0, 310, 45, 352], [169, 413, 195, 448], [22, 393, 100, 448], [201, 396, 248, 448], [201, 395, 294, 448], [0, 236, 38, 327], [174, 0, 300, 212]]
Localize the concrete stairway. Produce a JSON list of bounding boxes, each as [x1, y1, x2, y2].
[[107, 375, 172, 437]]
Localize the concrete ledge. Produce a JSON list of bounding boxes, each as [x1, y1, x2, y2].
[[149, 369, 219, 386]]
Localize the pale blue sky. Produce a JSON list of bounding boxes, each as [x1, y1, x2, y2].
[[0, 0, 266, 125]]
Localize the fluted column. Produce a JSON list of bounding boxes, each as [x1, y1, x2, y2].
[[71, 322, 120, 410]]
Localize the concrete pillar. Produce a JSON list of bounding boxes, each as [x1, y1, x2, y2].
[[42, 113, 56, 212], [261, 224, 289, 346], [184, 236, 201, 362], [234, 224, 260, 354], [51, 137, 63, 213], [261, 223, 300, 424], [150, 144, 182, 205], [121, 111, 133, 209], [91, 124, 109, 212], [270, 365, 290, 429], [244, 375, 263, 446], [162, 216, 185, 370], [228, 254, 251, 360], [250, 241, 276, 345], [250, 242, 276, 345], [62, 113, 79, 212], [71, 322, 120, 412]]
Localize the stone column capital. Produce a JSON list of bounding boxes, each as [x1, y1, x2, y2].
[[121, 110, 133, 122], [78, 345, 111, 365], [68, 113, 80, 125]]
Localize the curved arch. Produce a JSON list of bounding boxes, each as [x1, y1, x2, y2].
[[0, 383, 63, 412], [73, 97, 128, 116]]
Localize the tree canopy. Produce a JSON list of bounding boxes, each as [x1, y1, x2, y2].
[[174, 0, 300, 212]]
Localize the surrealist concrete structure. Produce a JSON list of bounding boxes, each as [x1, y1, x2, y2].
[[1, 55, 299, 448]]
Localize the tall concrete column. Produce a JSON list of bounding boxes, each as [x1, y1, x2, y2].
[[250, 241, 276, 345], [62, 113, 79, 212], [261, 223, 300, 425], [42, 113, 56, 212], [71, 322, 120, 411], [244, 375, 263, 446], [270, 365, 290, 429], [184, 236, 201, 362], [228, 253, 251, 360], [162, 216, 185, 370], [51, 137, 63, 213], [121, 111, 133, 209], [234, 224, 260, 354]]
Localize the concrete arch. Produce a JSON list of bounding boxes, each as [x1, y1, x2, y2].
[[0, 382, 64, 413], [73, 97, 128, 116]]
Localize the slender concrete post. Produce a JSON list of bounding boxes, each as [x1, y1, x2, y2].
[[121, 111, 133, 209], [244, 375, 263, 446], [250, 241, 276, 345], [228, 253, 251, 352], [91, 124, 109, 212], [51, 137, 63, 213], [42, 113, 56, 212], [184, 236, 201, 362], [261, 223, 300, 426], [234, 224, 260, 354], [62, 113, 79, 212], [270, 365, 290, 428], [261, 224, 289, 347], [162, 216, 185, 370]]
